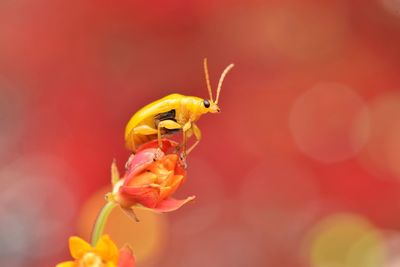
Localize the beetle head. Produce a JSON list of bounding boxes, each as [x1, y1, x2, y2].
[[203, 58, 234, 113], [201, 98, 220, 114], [209, 102, 220, 113]]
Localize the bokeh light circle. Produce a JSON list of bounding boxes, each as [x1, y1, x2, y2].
[[381, 0, 400, 17], [358, 92, 400, 179], [77, 187, 168, 266], [304, 213, 385, 267], [260, 2, 349, 63], [0, 155, 77, 266], [168, 224, 265, 267], [211, 2, 349, 63], [0, 77, 26, 160], [382, 231, 400, 267], [170, 157, 224, 237], [226, 79, 304, 157], [289, 83, 370, 163], [240, 156, 320, 244]]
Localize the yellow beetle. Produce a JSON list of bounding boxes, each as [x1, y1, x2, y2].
[[124, 58, 234, 156]]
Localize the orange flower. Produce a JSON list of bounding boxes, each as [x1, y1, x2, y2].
[[108, 139, 195, 214], [56, 235, 135, 267]]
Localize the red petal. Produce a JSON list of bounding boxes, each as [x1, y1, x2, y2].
[[119, 185, 160, 208], [153, 196, 196, 212], [118, 245, 136, 267]]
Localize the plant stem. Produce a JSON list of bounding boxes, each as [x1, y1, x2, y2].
[[91, 201, 116, 246]]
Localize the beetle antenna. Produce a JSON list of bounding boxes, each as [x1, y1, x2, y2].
[[215, 63, 234, 104], [203, 58, 214, 102]]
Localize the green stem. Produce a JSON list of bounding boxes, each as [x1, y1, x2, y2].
[[91, 201, 116, 246]]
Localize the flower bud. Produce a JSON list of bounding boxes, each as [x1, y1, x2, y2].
[[109, 139, 195, 213]]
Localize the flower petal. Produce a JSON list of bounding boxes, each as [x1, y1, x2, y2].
[[167, 175, 185, 196], [94, 235, 119, 263], [158, 186, 172, 201], [69, 236, 91, 259], [118, 245, 136, 267], [56, 261, 76, 267], [126, 171, 158, 186], [111, 160, 120, 186], [153, 196, 196, 212], [119, 185, 160, 208]]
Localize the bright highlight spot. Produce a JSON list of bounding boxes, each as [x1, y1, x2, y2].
[[382, 231, 400, 267], [381, 0, 400, 17], [306, 213, 385, 267], [0, 156, 77, 265], [290, 83, 369, 163]]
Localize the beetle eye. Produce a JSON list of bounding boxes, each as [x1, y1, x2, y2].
[[203, 99, 210, 108]]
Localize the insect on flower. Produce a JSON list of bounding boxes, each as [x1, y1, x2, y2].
[[125, 58, 234, 156]]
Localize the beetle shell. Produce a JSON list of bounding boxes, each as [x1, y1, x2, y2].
[[125, 93, 206, 152]]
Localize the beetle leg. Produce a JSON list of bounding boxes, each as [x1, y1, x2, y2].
[[186, 123, 202, 155], [182, 121, 192, 132], [157, 120, 182, 147], [126, 133, 136, 153], [186, 128, 194, 138], [180, 121, 192, 157]]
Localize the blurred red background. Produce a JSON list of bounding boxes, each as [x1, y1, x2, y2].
[[2, 0, 400, 266]]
